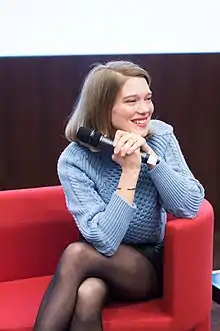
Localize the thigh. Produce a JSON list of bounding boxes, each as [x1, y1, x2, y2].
[[77, 241, 159, 301], [66, 241, 160, 302], [105, 244, 159, 301]]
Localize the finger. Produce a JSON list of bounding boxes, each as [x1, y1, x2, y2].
[[114, 133, 130, 153], [127, 140, 141, 154], [120, 139, 137, 156], [111, 154, 116, 162], [113, 130, 125, 147]]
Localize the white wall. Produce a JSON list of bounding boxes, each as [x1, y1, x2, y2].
[[1, 0, 220, 56]]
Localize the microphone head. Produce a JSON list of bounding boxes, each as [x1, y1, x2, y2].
[[76, 127, 102, 147]]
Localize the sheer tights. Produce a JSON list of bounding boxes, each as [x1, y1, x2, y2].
[[33, 242, 159, 331], [70, 277, 108, 331]]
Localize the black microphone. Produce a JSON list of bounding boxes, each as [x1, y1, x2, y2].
[[76, 127, 158, 165]]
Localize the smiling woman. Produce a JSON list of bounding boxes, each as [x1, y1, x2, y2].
[[65, 61, 154, 142], [111, 77, 154, 136], [33, 60, 205, 331]]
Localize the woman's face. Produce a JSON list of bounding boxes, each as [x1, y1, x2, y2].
[[111, 77, 154, 137]]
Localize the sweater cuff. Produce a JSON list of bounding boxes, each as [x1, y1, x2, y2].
[[100, 192, 136, 252], [148, 159, 186, 202]]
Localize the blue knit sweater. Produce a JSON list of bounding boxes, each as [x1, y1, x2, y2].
[[57, 120, 204, 256]]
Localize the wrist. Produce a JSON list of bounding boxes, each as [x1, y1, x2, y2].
[[119, 168, 139, 190], [121, 167, 140, 178], [117, 169, 139, 205]]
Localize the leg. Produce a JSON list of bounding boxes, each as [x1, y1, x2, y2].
[[34, 242, 159, 331], [70, 277, 108, 331]]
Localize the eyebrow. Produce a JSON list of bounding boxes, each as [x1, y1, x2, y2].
[[123, 92, 152, 100]]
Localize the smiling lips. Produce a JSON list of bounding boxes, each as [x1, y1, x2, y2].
[[131, 117, 149, 127]]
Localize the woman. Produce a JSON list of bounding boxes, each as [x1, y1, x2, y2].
[[34, 60, 205, 331]]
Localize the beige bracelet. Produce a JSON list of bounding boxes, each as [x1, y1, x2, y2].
[[117, 187, 136, 191]]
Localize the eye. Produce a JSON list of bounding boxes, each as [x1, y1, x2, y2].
[[126, 99, 137, 103], [145, 96, 152, 101]]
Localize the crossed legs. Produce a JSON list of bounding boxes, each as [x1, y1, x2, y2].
[[33, 242, 159, 331]]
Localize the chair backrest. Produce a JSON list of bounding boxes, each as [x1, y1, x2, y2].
[[0, 185, 79, 281]]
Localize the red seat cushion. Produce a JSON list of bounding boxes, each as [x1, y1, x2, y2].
[[103, 301, 172, 331], [0, 276, 172, 331], [0, 276, 51, 331]]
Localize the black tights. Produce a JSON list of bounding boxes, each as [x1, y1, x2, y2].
[[33, 242, 159, 331]]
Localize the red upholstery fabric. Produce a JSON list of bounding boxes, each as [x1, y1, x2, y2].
[[0, 186, 214, 331], [0, 186, 78, 282], [0, 277, 172, 331]]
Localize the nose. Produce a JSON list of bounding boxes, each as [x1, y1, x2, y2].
[[136, 100, 151, 114]]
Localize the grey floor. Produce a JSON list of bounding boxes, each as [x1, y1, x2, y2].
[[211, 302, 220, 331], [211, 230, 220, 330]]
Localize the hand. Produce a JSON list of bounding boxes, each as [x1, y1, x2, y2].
[[112, 131, 142, 171], [112, 130, 158, 169], [113, 130, 147, 156]]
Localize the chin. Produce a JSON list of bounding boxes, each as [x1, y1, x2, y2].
[[133, 126, 148, 137]]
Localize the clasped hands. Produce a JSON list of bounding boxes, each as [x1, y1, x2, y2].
[[112, 130, 157, 170]]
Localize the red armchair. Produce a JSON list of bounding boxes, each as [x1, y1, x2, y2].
[[0, 185, 214, 331]]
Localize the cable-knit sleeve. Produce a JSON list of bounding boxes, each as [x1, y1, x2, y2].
[[148, 131, 205, 218], [57, 152, 136, 256]]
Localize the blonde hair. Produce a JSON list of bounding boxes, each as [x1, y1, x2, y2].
[[65, 60, 153, 142]]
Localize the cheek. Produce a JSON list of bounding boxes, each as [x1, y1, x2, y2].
[[122, 104, 137, 117], [149, 102, 154, 114], [111, 110, 122, 127], [112, 105, 133, 121]]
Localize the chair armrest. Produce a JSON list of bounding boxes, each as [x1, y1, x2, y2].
[[162, 199, 214, 329], [0, 186, 78, 282]]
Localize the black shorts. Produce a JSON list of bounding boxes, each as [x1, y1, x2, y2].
[[129, 242, 164, 296]]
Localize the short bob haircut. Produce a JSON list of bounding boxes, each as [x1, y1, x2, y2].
[[65, 60, 154, 142]]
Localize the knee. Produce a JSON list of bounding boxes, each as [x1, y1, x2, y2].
[[78, 277, 108, 303], [76, 278, 108, 320], [58, 242, 92, 277]]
